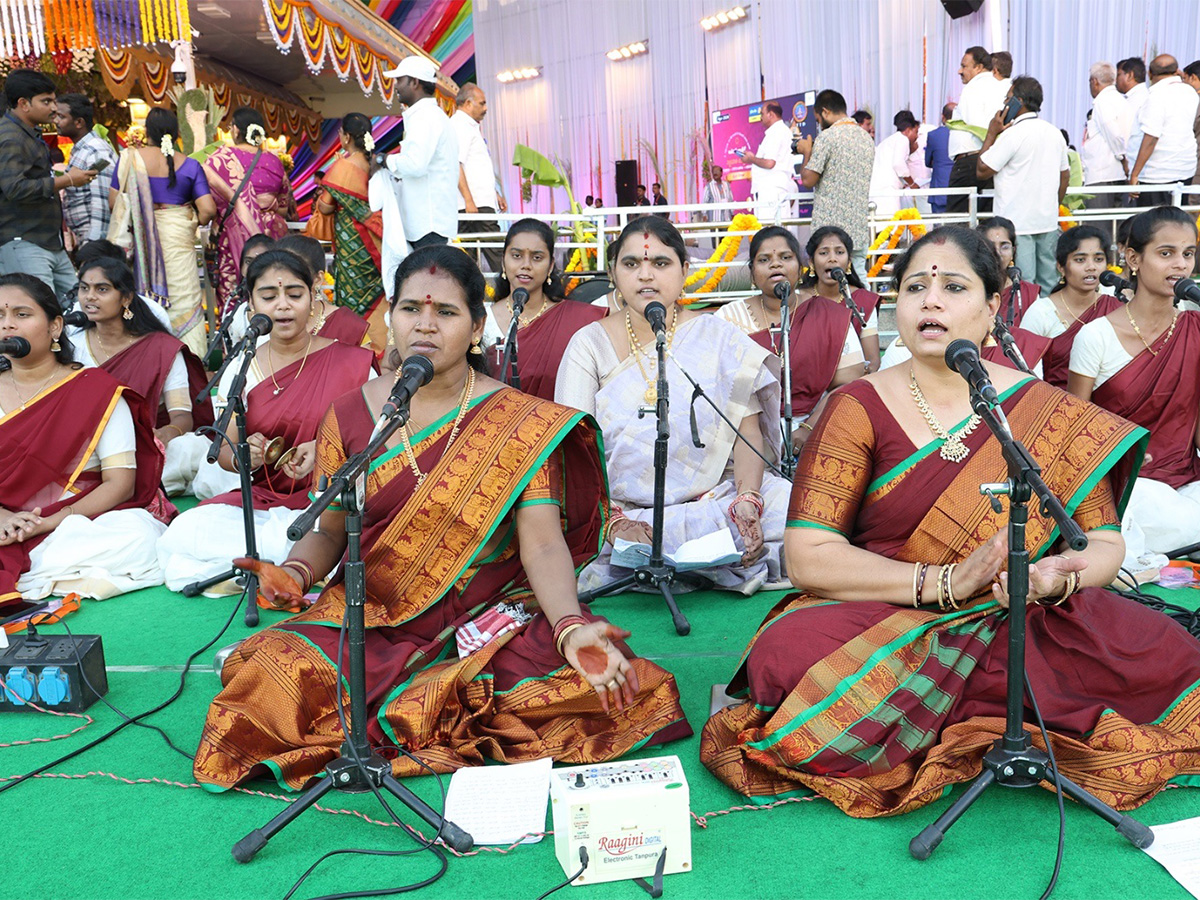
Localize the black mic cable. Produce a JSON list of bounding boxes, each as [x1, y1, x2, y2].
[[992, 316, 1032, 375]]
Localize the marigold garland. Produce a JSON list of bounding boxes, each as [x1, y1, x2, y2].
[[678, 212, 760, 302], [866, 208, 927, 279], [1058, 204, 1076, 231]]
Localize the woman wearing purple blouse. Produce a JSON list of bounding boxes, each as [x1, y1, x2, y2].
[[110, 107, 216, 355]]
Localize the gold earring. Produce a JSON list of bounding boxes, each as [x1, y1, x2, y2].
[[615, 290, 626, 307], [50, 336, 61, 352], [546, 275, 553, 287], [122, 305, 134, 321], [469, 337, 484, 355]]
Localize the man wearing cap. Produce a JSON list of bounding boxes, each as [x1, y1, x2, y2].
[[381, 55, 459, 249]]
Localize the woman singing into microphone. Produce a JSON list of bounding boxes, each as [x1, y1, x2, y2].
[[157, 250, 375, 595], [702, 226, 1200, 817], [0, 273, 164, 602], [192, 244, 688, 789], [556, 216, 791, 594]]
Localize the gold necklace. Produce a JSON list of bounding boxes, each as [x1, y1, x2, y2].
[[909, 369, 981, 463], [89, 328, 131, 362], [398, 367, 475, 486], [267, 334, 314, 396], [512, 294, 550, 329], [1125, 304, 1178, 356], [756, 295, 782, 354], [625, 304, 679, 403], [6, 368, 60, 411]]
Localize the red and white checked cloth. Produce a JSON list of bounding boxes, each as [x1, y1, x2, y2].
[[455, 602, 534, 658]]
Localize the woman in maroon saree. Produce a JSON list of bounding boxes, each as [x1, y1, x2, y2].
[[702, 227, 1200, 817], [980, 216, 1040, 327], [0, 274, 163, 602], [717, 226, 868, 449], [275, 233, 371, 348], [1069, 206, 1200, 556], [157, 250, 376, 592], [193, 244, 688, 790], [484, 218, 606, 400], [802, 226, 882, 371], [1019, 225, 1123, 388]]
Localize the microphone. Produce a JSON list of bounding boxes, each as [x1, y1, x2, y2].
[[773, 280, 792, 303], [644, 301, 668, 346], [0, 337, 31, 358], [1173, 278, 1200, 307], [1006, 265, 1021, 285], [1099, 270, 1133, 295], [61, 310, 89, 328], [992, 317, 1031, 375], [945, 339, 1001, 409], [369, 355, 435, 443], [244, 313, 274, 341], [510, 287, 529, 317], [829, 267, 867, 328]]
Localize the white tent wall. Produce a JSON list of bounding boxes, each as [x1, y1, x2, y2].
[[474, 0, 1193, 215]]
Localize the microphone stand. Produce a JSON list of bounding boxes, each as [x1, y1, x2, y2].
[[497, 294, 526, 391], [578, 328, 690, 635], [991, 316, 1032, 375], [233, 394, 474, 862], [203, 298, 240, 369], [1006, 266, 1022, 327], [834, 273, 867, 331], [182, 337, 263, 627], [775, 288, 795, 478], [909, 380, 1153, 860]]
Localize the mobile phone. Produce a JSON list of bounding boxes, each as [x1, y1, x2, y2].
[[89, 158, 111, 173], [734, 148, 746, 158], [1001, 97, 1022, 125], [0, 598, 48, 628]]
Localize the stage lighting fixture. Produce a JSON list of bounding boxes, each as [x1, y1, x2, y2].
[[497, 67, 542, 83], [700, 6, 747, 31], [606, 40, 648, 62]]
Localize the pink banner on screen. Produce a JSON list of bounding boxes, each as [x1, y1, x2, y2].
[[711, 91, 818, 214]]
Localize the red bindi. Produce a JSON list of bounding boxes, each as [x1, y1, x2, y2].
[[429, 264, 437, 274]]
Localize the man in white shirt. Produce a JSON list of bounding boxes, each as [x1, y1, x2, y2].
[[1081, 62, 1130, 236], [869, 110, 920, 218], [947, 46, 1007, 212], [991, 50, 1013, 97], [381, 55, 459, 248], [741, 101, 795, 224], [1118, 57, 1149, 177], [450, 83, 505, 271], [978, 76, 1070, 294], [1129, 54, 1200, 207]]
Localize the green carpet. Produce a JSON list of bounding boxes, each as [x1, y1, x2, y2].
[[1, 572, 1199, 900]]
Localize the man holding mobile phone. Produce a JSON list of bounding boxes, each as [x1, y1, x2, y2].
[[55, 93, 117, 247], [976, 76, 1070, 293]]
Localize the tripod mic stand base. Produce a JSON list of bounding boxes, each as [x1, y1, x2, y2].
[[909, 734, 1154, 860], [578, 565, 691, 636], [231, 751, 475, 863]]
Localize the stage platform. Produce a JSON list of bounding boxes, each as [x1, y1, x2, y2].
[[2, 551, 1198, 900]]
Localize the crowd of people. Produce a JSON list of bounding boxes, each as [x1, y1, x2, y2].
[[2, 49, 1200, 824]]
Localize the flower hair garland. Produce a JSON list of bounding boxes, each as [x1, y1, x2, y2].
[[245, 123, 266, 146], [160, 133, 174, 156], [362, 132, 375, 153]]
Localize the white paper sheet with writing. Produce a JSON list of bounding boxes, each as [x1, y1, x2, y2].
[[611, 529, 741, 572], [441, 757, 552, 845], [1143, 816, 1200, 899]]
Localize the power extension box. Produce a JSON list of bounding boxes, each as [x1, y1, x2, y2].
[[0, 634, 107, 712], [549, 755, 692, 887]]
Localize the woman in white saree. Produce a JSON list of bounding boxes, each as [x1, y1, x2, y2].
[[556, 216, 790, 594]]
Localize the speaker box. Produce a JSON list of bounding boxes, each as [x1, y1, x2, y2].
[[615, 160, 638, 208], [941, 0, 983, 17]]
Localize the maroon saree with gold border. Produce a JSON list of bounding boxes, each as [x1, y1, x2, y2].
[[194, 385, 690, 789]]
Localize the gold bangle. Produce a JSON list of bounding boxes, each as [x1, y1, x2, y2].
[[912, 562, 921, 608], [944, 563, 960, 610], [1053, 570, 1079, 606], [798, 421, 814, 431], [555, 622, 586, 657]]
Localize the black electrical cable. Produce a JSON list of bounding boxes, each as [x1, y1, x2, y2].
[[280, 846, 448, 900], [33, 613, 195, 761], [0, 585, 244, 796], [1113, 567, 1200, 638], [1025, 673, 1066, 900], [533, 847, 589, 900]]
